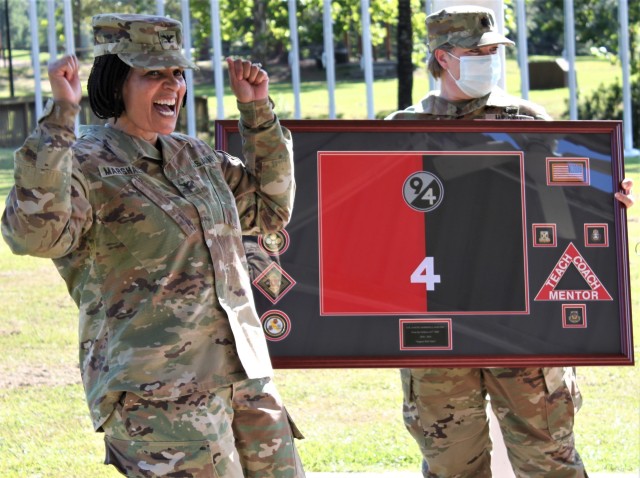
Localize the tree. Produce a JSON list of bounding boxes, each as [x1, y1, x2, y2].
[[525, 0, 639, 74], [2, 0, 30, 50], [397, 0, 413, 109], [213, 0, 398, 63], [252, 0, 268, 62]]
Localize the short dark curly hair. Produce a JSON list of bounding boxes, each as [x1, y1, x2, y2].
[[87, 54, 188, 120]]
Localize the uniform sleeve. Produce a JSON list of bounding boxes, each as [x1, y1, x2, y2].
[[1, 99, 92, 258], [224, 98, 295, 234]]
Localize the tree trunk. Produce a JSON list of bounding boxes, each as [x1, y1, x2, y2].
[[75, 0, 83, 58], [397, 0, 413, 110], [252, 0, 268, 63]]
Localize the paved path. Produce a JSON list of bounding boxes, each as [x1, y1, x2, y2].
[[306, 473, 637, 477]]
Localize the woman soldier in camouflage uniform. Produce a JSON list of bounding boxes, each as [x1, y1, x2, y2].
[[2, 13, 305, 478], [387, 5, 634, 478]]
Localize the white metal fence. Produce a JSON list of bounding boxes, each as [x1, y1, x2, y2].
[[15, 0, 640, 154]]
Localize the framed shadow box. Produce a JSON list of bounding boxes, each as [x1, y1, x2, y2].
[[215, 119, 633, 368]]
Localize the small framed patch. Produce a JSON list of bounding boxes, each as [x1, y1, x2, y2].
[[584, 223, 608, 247], [546, 157, 590, 186], [258, 229, 291, 256], [532, 223, 557, 247], [261, 310, 291, 341], [252, 262, 296, 304], [562, 304, 587, 328]]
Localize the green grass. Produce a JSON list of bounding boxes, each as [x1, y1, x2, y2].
[[0, 385, 109, 476], [0, 94, 638, 477], [0, 152, 14, 199], [278, 369, 420, 472], [192, 67, 434, 122], [191, 56, 622, 122], [517, 56, 625, 120]]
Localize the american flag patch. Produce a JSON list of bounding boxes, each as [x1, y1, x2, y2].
[[546, 158, 590, 186]]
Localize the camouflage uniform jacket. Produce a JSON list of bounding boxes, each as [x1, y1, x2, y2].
[[1, 98, 294, 430], [385, 86, 552, 121], [387, 87, 579, 400]]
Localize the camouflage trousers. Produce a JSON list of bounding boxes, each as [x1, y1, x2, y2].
[[401, 367, 587, 478], [102, 377, 305, 478]]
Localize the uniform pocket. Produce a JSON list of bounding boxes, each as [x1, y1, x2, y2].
[[202, 164, 242, 229], [97, 178, 196, 271], [132, 178, 197, 236], [105, 436, 222, 478], [103, 391, 242, 477], [543, 380, 577, 441]]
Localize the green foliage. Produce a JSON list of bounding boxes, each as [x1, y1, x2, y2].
[[524, 0, 639, 74], [502, 0, 516, 41], [0, 0, 35, 50], [213, 0, 401, 63], [33, 1, 425, 66], [409, 0, 427, 67], [2, 0, 637, 80], [576, 75, 640, 145]]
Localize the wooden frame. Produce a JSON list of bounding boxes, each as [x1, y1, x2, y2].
[[216, 119, 633, 368]]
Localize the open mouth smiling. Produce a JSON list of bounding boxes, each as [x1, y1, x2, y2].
[[154, 98, 177, 116]]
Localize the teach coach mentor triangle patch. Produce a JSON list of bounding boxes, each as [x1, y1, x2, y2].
[[535, 242, 613, 301]]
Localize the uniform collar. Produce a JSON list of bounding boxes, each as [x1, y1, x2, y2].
[[417, 87, 510, 117], [81, 124, 189, 167]]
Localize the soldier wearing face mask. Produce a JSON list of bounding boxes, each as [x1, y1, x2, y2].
[[387, 5, 551, 122], [387, 5, 634, 478]]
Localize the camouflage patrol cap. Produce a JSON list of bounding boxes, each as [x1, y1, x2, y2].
[[426, 5, 514, 51], [92, 13, 198, 70]]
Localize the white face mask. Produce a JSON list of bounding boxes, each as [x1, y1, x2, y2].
[[446, 52, 501, 98]]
